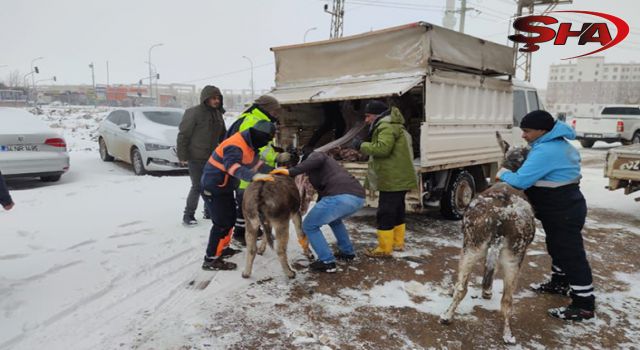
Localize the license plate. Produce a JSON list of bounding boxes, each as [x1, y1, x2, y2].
[[0, 144, 39, 152], [585, 133, 602, 138]]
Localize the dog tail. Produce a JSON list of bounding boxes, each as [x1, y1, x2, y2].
[[256, 181, 274, 249], [482, 236, 503, 293]]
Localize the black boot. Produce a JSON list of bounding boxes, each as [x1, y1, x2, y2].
[[548, 303, 595, 321], [202, 256, 237, 271], [182, 214, 197, 226], [530, 278, 570, 296], [309, 260, 337, 273], [220, 246, 242, 258]]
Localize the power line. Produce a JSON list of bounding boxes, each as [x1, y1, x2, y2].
[[179, 62, 274, 84]]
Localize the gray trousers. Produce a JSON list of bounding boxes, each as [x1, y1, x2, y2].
[[184, 160, 207, 217]]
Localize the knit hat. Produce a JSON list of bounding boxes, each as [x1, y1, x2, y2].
[[364, 100, 388, 116], [520, 110, 555, 131], [254, 95, 282, 115], [249, 120, 275, 149]]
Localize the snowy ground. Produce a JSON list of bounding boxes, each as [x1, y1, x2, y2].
[[1, 108, 638, 349]]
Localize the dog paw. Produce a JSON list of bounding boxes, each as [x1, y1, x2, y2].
[[439, 315, 451, 325], [241, 272, 250, 279], [503, 334, 516, 345], [482, 291, 493, 299], [287, 270, 296, 279]]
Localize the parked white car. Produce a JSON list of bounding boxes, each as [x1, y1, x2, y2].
[[0, 107, 70, 182], [97, 107, 187, 175]]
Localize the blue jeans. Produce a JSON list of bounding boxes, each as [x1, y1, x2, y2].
[[302, 194, 365, 263]]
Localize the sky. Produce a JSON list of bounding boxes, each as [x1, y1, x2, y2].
[[1, 0, 639, 92]]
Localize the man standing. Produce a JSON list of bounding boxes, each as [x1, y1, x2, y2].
[[352, 100, 417, 258], [200, 121, 276, 270], [177, 85, 226, 226], [0, 171, 14, 211], [498, 110, 595, 321], [225, 95, 290, 246]]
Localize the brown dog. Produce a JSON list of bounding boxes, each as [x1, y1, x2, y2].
[[241, 175, 312, 279]]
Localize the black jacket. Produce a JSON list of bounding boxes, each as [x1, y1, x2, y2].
[[176, 85, 227, 161]]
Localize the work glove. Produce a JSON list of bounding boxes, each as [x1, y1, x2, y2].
[[252, 173, 275, 182], [275, 152, 292, 163], [270, 168, 290, 176], [350, 137, 364, 150]]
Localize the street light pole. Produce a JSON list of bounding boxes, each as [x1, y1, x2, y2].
[[148, 43, 163, 106], [304, 27, 318, 42], [89, 62, 96, 107], [241, 56, 254, 101], [30, 56, 43, 105]]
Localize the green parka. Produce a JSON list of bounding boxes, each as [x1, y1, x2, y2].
[[359, 107, 418, 192]]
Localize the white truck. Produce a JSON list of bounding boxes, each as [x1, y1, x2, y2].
[[572, 105, 640, 148], [604, 143, 640, 201], [268, 22, 538, 219]]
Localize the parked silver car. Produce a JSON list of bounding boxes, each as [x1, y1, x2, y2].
[[97, 107, 187, 175], [0, 107, 70, 182]]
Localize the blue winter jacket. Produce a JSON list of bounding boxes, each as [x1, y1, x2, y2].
[[498, 121, 582, 190]]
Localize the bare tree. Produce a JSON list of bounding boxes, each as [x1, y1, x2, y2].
[[6, 69, 22, 88]]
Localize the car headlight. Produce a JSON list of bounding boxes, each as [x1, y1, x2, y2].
[[145, 143, 171, 151]]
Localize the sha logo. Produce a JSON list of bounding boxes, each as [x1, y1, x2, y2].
[[508, 11, 629, 59]]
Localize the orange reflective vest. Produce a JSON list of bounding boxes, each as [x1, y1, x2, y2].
[[207, 131, 263, 187]]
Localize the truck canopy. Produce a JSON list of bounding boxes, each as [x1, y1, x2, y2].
[[269, 21, 515, 104]]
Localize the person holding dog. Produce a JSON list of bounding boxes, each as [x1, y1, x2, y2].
[[497, 110, 595, 321], [225, 95, 292, 247], [351, 100, 417, 258], [199, 120, 276, 271], [271, 151, 365, 273]]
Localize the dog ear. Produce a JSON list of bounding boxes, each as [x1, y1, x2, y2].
[[496, 132, 510, 154]]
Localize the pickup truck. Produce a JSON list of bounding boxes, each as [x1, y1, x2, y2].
[[604, 143, 640, 201], [572, 105, 640, 148]]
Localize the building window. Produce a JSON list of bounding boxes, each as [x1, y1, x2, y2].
[[569, 76, 573, 80], [604, 67, 608, 72], [579, 71, 582, 75], [595, 71, 598, 75], [614, 67, 618, 72], [604, 75, 608, 79], [613, 75, 617, 80]]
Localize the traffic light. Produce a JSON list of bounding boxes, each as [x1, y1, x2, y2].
[[34, 66, 39, 74]]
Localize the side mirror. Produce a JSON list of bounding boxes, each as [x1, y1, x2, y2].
[[119, 124, 131, 131]]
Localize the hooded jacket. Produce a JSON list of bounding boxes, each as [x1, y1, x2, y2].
[[499, 121, 582, 190], [176, 85, 226, 161], [359, 107, 417, 192]]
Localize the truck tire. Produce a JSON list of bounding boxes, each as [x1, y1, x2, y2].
[[440, 170, 476, 220], [580, 139, 595, 148], [632, 132, 640, 144]]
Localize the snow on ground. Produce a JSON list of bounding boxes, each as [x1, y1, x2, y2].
[[1, 107, 639, 349]]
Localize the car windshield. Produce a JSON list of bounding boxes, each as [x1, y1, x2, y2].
[[142, 111, 183, 126]]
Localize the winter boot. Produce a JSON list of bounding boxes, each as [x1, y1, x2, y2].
[[220, 246, 242, 258], [365, 229, 394, 258], [202, 256, 237, 271], [392, 223, 406, 251], [309, 260, 337, 273], [203, 209, 211, 220], [530, 277, 570, 296], [548, 303, 595, 321], [335, 251, 356, 261], [182, 214, 197, 226]]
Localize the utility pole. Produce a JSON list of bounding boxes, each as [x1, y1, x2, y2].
[[242, 56, 254, 101], [446, 0, 476, 34], [89, 62, 96, 107], [512, 0, 572, 81], [324, 0, 345, 39], [106, 60, 110, 87], [148, 43, 163, 106]]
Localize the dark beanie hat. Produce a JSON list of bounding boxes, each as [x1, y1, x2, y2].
[[249, 120, 275, 149], [520, 110, 555, 131], [364, 100, 388, 115]]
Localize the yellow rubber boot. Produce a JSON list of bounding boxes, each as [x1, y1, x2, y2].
[[393, 224, 405, 251], [365, 229, 394, 258]]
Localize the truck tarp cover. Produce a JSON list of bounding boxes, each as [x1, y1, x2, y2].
[[269, 22, 515, 104]]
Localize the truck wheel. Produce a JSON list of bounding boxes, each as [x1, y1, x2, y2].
[[131, 147, 147, 175], [440, 170, 476, 220], [580, 140, 595, 148], [632, 132, 640, 144]]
